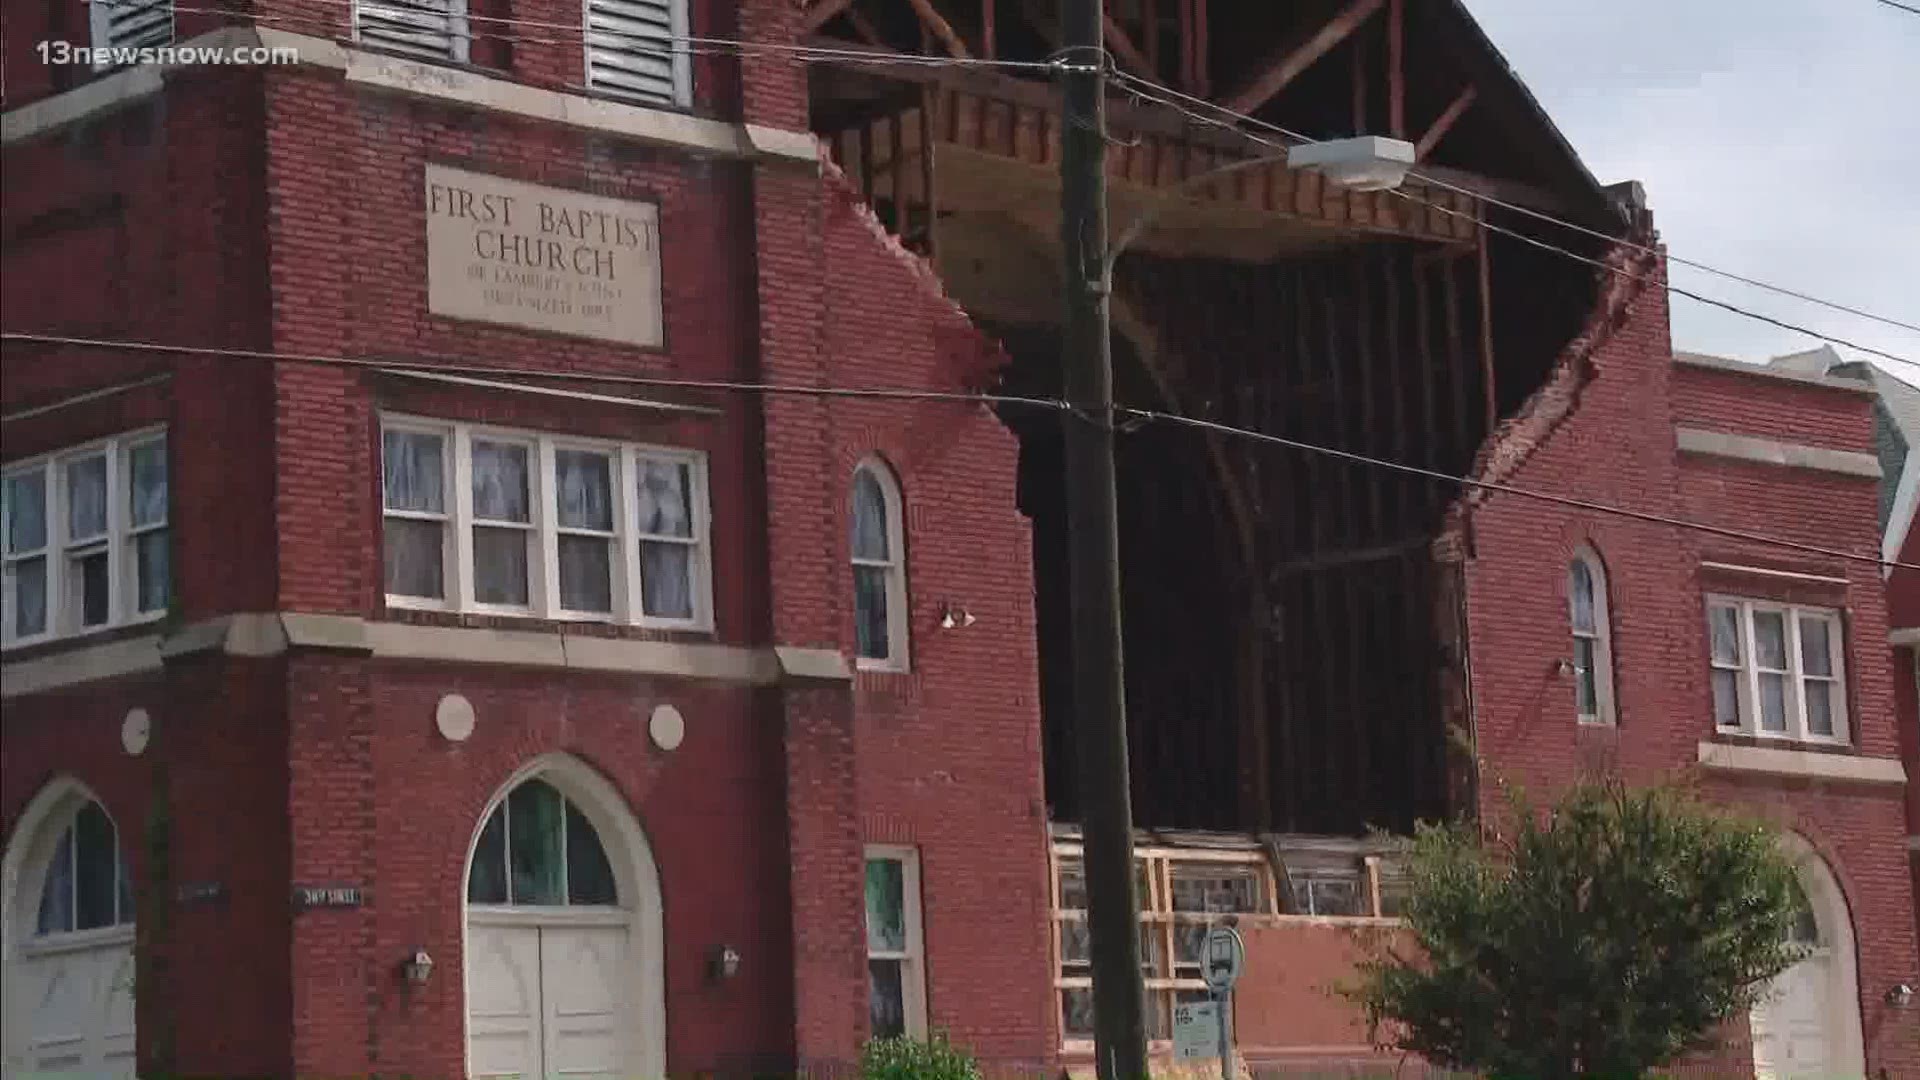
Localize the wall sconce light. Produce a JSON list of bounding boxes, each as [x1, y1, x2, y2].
[[402, 947, 435, 986], [939, 604, 976, 630], [708, 944, 741, 983], [1888, 983, 1914, 1007], [1553, 658, 1574, 677]]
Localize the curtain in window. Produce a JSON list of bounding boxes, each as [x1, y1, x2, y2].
[[5, 470, 48, 637], [1753, 611, 1790, 732], [637, 459, 693, 619], [865, 858, 907, 1037], [67, 456, 108, 541], [1800, 617, 1836, 736], [472, 441, 530, 605], [507, 779, 565, 905], [1568, 560, 1595, 632], [382, 432, 446, 599], [130, 441, 169, 613], [557, 450, 614, 613], [851, 470, 890, 561], [1709, 604, 1741, 726]]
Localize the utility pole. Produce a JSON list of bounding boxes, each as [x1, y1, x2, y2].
[[1059, 0, 1150, 1076]]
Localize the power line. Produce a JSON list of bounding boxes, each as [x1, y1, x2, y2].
[[1109, 72, 1919, 368], [1872, 0, 1920, 15], [4, 331, 1907, 571]]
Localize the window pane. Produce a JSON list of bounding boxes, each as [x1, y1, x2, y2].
[[565, 801, 616, 905], [1293, 876, 1360, 916], [10, 557, 48, 637], [1709, 604, 1741, 665], [66, 455, 108, 541], [558, 536, 613, 613], [637, 459, 692, 539], [1062, 988, 1095, 1037], [383, 431, 445, 513], [37, 826, 74, 935], [1574, 637, 1598, 715], [1759, 673, 1789, 732], [1799, 617, 1833, 677], [1060, 920, 1090, 968], [1377, 878, 1411, 918], [383, 519, 445, 598], [1170, 864, 1261, 914], [135, 530, 169, 613], [471, 441, 529, 523], [467, 804, 508, 904], [129, 440, 167, 527], [865, 858, 907, 953], [1754, 611, 1788, 670], [507, 780, 565, 905], [639, 541, 693, 619], [473, 527, 530, 605], [1806, 682, 1835, 737], [1568, 560, 1595, 633], [556, 450, 613, 531], [1058, 863, 1088, 911], [5, 470, 48, 552], [1713, 669, 1741, 728], [72, 550, 110, 627], [869, 959, 907, 1037], [117, 850, 135, 925], [75, 803, 118, 931], [855, 565, 891, 660], [852, 469, 891, 561]]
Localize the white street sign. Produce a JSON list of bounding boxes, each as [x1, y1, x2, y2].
[[1172, 1000, 1220, 1060]]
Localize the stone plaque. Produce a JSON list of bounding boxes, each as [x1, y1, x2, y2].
[[425, 164, 663, 347]]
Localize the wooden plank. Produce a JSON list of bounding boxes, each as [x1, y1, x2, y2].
[[1103, 13, 1155, 77], [906, 0, 971, 58], [1192, 0, 1209, 97], [1179, 0, 1196, 93], [1387, 0, 1404, 137], [1223, 0, 1386, 116], [1442, 255, 1473, 461], [1353, 255, 1385, 538], [1477, 232, 1497, 433], [846, 8, 885, 45], [801, 0, 856, 34], [1144, 0, 1159, 72], [1416, 85, 1477, 160], [982, 0, 995, 59], [921, 88, 939, 254], [1350, 20, 1367, 135]]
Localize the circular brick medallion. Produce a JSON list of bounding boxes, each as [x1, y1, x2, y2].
[[649, 704, 685, 752], [436, 693, 476, 743]]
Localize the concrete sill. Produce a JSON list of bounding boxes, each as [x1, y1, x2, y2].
[[1696, 741, 1905, 787]]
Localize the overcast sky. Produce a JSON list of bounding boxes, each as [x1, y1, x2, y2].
[[1463, 0, 1920, 382]]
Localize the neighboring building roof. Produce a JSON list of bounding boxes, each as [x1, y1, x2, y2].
[[1762, 347, 1920, 571]]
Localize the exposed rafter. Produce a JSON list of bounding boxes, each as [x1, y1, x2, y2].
[[1223, 0, 1385, 116], [1103, 13, 1155, 78], [802, 0, 856, 34], [1416, 85, 1477, 160], [906, 0, 971, 57]]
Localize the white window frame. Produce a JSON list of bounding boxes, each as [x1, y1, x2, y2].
[[1568, 547, 1617, 726], [1705, 595, 1849, 746], [851, 458, 910, 672], [380, 415, 712, 631], [864, 845, 928, 1040], [3, 428, 169, 651]]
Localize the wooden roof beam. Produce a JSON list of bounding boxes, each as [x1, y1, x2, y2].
[[906, 0, 971, 57], [1416, 85, 1477, 160], [803, 0, 857, 34], [1223, 0, 1386, 117], [1103, 12, 1155, 78]]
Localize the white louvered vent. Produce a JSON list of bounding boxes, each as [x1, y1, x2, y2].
[[88, 0, 173, 66], [355, 0, 469, 63], [586, 0, 690, 108]]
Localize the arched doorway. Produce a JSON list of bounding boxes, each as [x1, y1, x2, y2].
[[463, 756, 663, 1079], [1751, 835, 1865, 1079], [1, 780, 137, 1079]]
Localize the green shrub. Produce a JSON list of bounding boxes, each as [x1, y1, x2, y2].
[[858, 1033, 984, 1080]]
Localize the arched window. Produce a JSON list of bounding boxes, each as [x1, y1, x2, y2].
[[851, 459, 908, 670], [36, 799, 134, 936], [467, 778, 617, 907], [1568, 548, 1616, 724]]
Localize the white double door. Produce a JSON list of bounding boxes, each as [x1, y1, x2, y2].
[[467, 913, 630, 1080], [10, 934, 137, 1079], [1751, 951, 1837, 1080]]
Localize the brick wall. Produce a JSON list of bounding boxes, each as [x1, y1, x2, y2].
[[1461, 269, 1920, 1075]]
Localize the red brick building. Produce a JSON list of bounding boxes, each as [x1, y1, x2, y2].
[[2, 0, 1914, 1077]]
